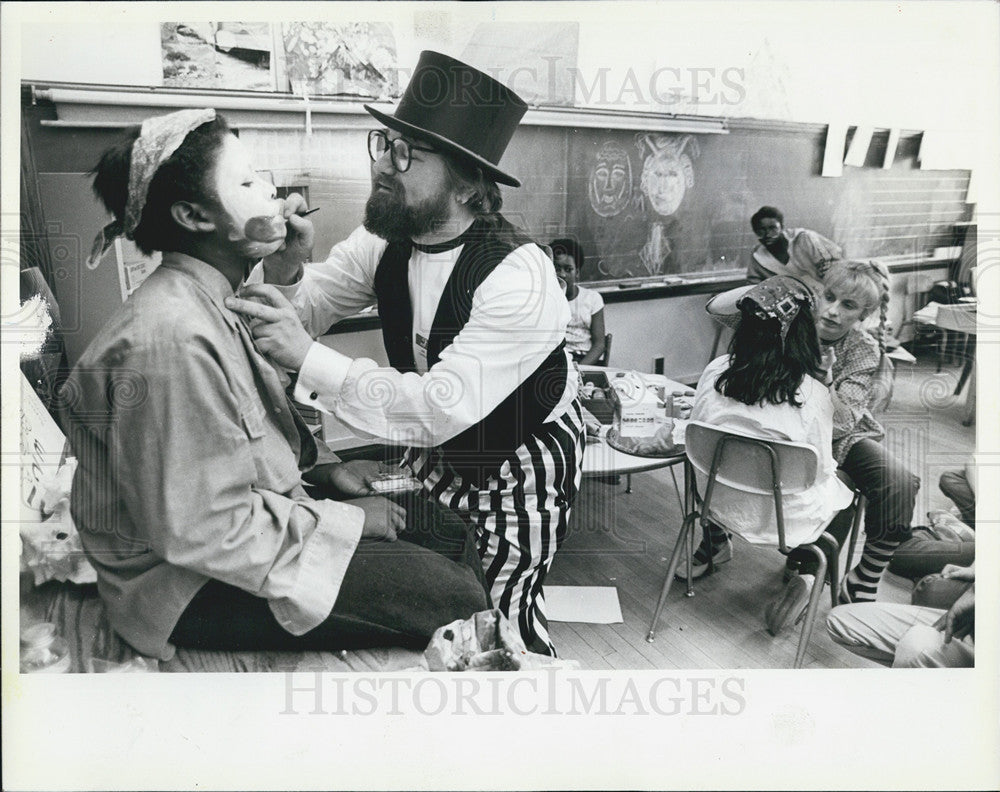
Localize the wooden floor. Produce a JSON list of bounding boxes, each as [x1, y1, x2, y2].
[[547, 354, 976, 669]]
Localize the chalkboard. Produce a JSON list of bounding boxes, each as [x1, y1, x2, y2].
[[507, 122, 973, 288], [26, 95, 975, 366]]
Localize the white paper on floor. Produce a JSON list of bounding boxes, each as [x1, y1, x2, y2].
[[546, 586, 623, 624]]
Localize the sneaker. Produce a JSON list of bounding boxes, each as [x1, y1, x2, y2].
[[782, 557, 801, 584], [765, 573, 815, 636], [675, 536, 733, 580]]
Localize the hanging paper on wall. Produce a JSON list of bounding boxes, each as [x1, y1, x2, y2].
[[161, 22, 278, 91], [883, 128, 901, 169], [822, 122, 847, 177], [282, 22, 398, 98], [114, 239, 160, 302], [844, 125, 874, 167]]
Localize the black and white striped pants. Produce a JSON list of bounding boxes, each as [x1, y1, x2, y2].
[[405, 400, 585, 655]]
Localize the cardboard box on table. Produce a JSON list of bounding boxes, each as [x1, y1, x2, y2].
[[580, 370, 667, 438]]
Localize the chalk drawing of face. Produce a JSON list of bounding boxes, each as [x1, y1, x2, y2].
[[588, 142, 633, 218], [637, 134, 698, 217]]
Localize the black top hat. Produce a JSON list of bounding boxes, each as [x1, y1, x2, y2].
[[364, 51, 527, 187]]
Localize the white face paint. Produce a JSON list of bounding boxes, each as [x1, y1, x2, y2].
[[212, 134, 286, 258]]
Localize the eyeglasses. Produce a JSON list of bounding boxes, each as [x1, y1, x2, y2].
[[367, 129, 436, 173]]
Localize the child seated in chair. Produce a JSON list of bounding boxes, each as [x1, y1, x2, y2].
[[684, 276, 856, 633], [785, 259, 920, 604], [550, 238, 606, 364]]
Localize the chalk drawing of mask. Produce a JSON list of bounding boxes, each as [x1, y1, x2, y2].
[[637, 133, 699, 217], [588, 141, 633, 218]]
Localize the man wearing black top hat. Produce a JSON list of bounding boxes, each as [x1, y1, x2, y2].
[[228, 51, 584, 655]]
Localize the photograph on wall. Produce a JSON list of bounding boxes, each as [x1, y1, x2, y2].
[[161, 22, 277, 91], [282, 22, 398, 98]]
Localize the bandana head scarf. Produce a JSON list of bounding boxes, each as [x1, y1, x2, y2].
[[87, 108, 217, 267], [736, 275, 814, 348]]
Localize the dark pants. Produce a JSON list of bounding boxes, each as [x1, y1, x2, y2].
[[170, 492, 490, 653], [790, 436, 920, 576], [841, 438, 920, 544], [888, 530, 975, 580], [939, 469, 975, 526]]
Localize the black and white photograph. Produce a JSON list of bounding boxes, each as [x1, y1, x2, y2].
[[161, 22, 279, 92], [2, 1, 998, 789]]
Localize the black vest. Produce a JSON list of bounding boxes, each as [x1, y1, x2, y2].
[[373, 215, 568, 486]]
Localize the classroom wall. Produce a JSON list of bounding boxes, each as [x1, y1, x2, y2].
[[604, 294, 717, 381], [16, 3, 992, 373], [18, 3, 996, 155], [23, 98, 964, 374]]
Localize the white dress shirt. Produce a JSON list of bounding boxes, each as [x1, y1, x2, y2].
[[270, 225, 577, 447]]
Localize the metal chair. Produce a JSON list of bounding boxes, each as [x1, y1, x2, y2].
[[646, 421, 865, 668], [597, 333, 613, 366], [913, 300, 977, 425]]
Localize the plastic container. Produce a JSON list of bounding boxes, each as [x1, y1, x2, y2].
[[579, 370, 620, 424], [20, 622, 71, 673], [666, 390, 696, 419]]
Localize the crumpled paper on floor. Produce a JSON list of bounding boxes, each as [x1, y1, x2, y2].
[[20, 457, 97, 586], [424, 609, 579, 671]]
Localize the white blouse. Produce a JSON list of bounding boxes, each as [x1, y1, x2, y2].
[[687, 355, 854, 547], [564, 286, 604, 355]]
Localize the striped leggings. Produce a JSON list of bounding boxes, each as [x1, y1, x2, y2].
[[407, 401, 585, 655]]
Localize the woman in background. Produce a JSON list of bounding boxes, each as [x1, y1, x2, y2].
[[684, 276, 855, 634], [550, 238, 606, 364]]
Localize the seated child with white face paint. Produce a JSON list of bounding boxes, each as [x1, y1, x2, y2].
[[65, 110, 488, 662]]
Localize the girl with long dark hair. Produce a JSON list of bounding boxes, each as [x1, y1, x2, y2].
[[684, 276, 855, 633]]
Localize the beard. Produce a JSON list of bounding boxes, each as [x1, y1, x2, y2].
[[764, 233, 790, 263], [363, 180, 454, 241]]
